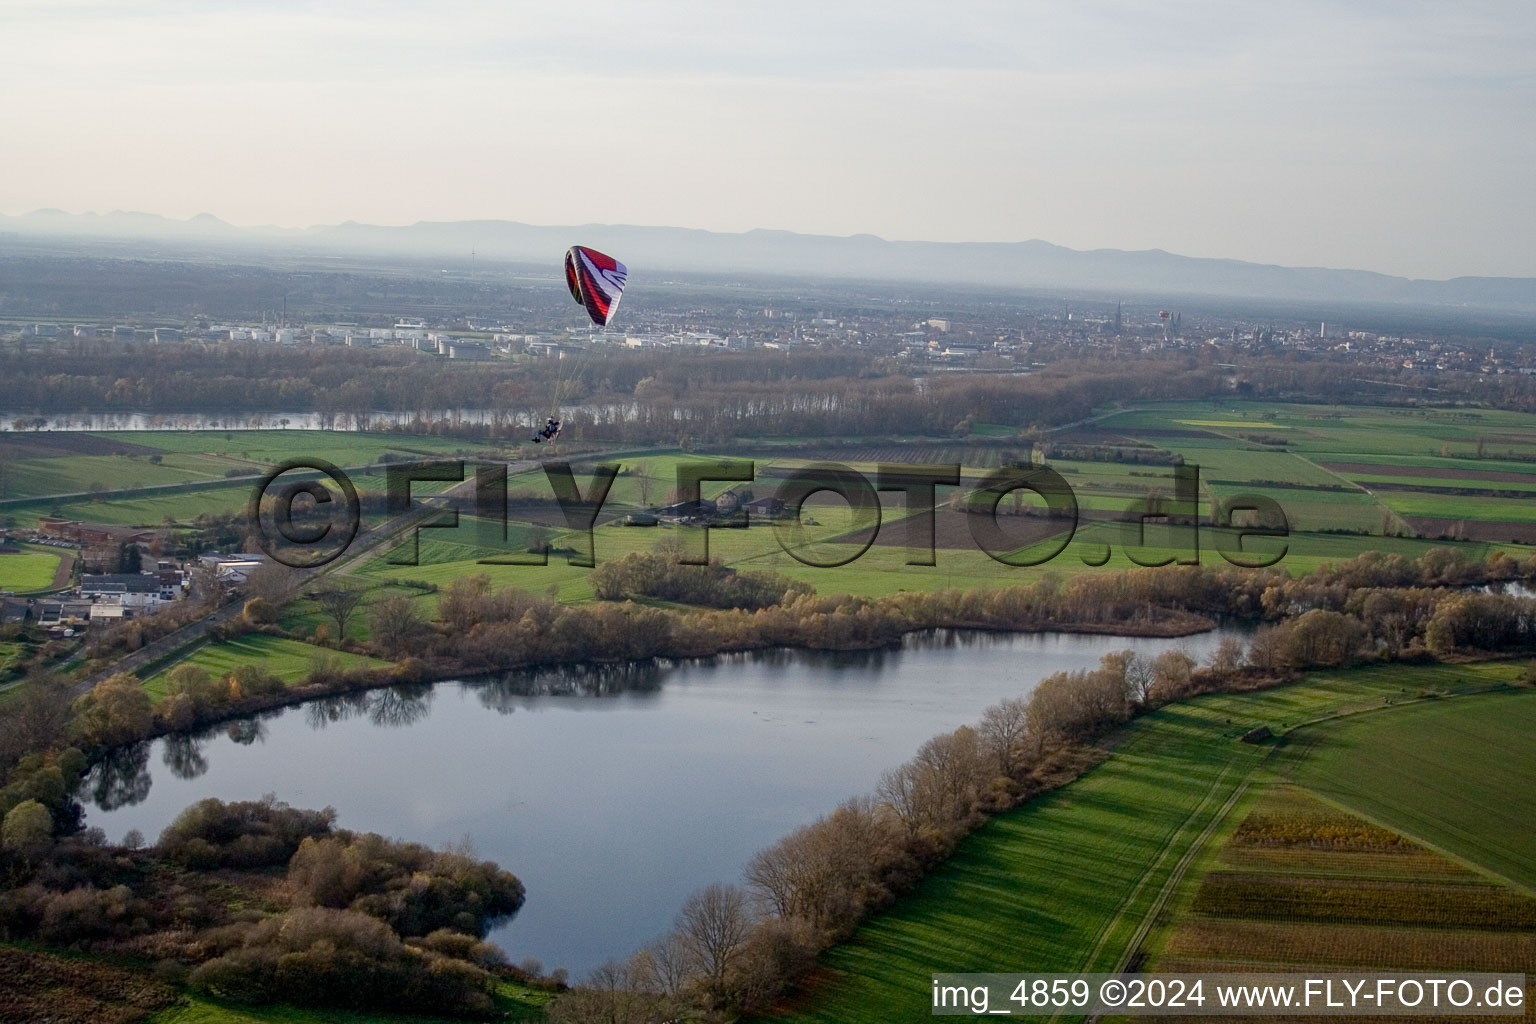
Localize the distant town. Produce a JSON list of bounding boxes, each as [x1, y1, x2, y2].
[[6, 298, 1533, 385]]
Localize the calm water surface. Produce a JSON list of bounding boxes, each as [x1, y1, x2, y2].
[[81, 628, 1237, 975]]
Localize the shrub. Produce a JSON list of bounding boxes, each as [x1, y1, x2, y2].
[[157, 796, 335, 870], [188, 907, 496, 1016], [1, 799, 53, 850]]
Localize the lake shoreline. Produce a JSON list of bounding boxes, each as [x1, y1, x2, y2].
[[77, 623, 1241, 974], [98, 611, 1219, 759]]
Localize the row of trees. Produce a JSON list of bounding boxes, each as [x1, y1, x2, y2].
[[15, 340, 1522, 442], [590, 548, 812, 610], [549, 646, 1230, 1020]]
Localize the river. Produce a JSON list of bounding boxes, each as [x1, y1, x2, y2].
[[80, 627, 1240, 976], [0, 405, 631, 432]]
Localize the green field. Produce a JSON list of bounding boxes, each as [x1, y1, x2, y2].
[[0, 429, 502, 526], [2, 452, 252, 499], [767, 662, 1528, 1024], [1285, 690, 1536, 889], [0, 548, 61, 591], [1376, 490, 1536, 523], [13, 484, 265, 528], [142, 635, 389, 700], [357, 495, 1507, 603], [147, 979, 551, 1023], [96, 429, 507, 465], [1100, 401, 1536, 460], [278, 582, 440, 641], [7, 410, 1536, 601]]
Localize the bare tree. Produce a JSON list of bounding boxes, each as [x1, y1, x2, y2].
[[1150, 649, 1196, 701], [243, 562, 302, 605], [315, 586, 365, 640], [1207, 635, 1247, 675], [978, 696, 1030, 777], [547, 956, 673, 1024], [676, 882, 753, 998], [876, 761, 931, 835], [1025, 671, 1080, 755], [187, 562, 227, 607], [643, 931, 694, 1001], [0, 673, 73, 766], [1124, 653, 1156, 705], [369, 595, 428, 659], [912, 725, 984, 823]]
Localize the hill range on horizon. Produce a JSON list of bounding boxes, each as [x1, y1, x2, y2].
[[4, 208, 1536, 316]]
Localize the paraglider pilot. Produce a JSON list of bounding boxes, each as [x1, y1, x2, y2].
[[531, 418, 561, 444]]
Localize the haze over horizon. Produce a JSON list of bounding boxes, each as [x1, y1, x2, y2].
[[3, 1, 1534, 281]]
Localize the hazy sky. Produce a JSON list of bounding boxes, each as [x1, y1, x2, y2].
[[3, 1, 1534, 279]]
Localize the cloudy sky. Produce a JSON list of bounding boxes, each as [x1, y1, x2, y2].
[[3, 1, 1533, 279]]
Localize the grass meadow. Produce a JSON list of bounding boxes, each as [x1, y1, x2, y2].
[[140, 634, 389, 701], [0, 548, 62, 591]]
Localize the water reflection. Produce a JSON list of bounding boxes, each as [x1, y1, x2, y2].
[[305, 683, 436, 730], [162, 733, 209, 781], [86, 742, 152, 811], [471, 661, 666, 711], [227, 719, 266, 745]]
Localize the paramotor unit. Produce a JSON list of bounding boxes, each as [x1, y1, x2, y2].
[[527, 246, 627, 448]]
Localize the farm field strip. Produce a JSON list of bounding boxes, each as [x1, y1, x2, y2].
[[768, 662, 1526, 1024], [1340, 473, 1536, 494], [1147, 782, 1536, 997], [1281, 689, 1536, 890]]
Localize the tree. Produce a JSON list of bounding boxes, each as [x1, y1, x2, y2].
[[73, 672, 153, 747], [0, 673, 73, 766], [912, 726, 984, 824], [0, 799, 52, 850], [314, 587, 364, 639], [676, 883, 753, 1000], [877, 761, 939, 835], [634, 465, 654, 507], [243, 562, 302, 605], [166, 663, 218, 710], [243, 597, 277, 625], [1285, 609, 1367, 667], [1150, 649, 1196, 701], [978, 696, 1030, 777], [525, 524, 552, 555], [438, 574, 491, 634], [1207, 635, 1247, 675], [548, 956, 674, 1024], [369, 595, 428, 659], [117, 541, 142, 573], [1123, 653, 1156, 705]]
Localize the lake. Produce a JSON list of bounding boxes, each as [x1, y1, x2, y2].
[[80, 627, 1238, 976]]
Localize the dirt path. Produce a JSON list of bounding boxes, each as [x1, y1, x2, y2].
[[1073, 762, 1241, 978], [1076, 681, 1534, 1013], [47, 549, 74, 591]]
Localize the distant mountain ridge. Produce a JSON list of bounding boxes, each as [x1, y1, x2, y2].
[[4, 208, 1535, 313]]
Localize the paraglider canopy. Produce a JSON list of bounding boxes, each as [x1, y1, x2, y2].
[[565, 245, 628, 328]]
